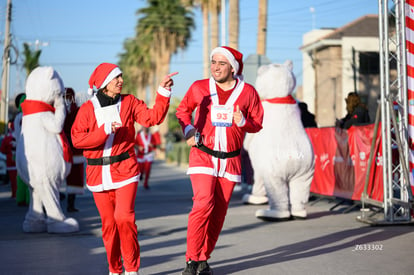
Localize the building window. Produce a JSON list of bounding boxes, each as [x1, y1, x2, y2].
[[359, 52, 379, 74], [359, 51, 396, 74]]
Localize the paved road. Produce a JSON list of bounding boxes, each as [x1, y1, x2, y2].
[[0, 160, 413, 275]]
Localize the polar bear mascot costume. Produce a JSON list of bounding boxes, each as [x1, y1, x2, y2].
[[16, 66, 79, 233], [244, 60, 315, 221]]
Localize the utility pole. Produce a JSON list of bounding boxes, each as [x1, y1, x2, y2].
[[1, 0, 12, 131]]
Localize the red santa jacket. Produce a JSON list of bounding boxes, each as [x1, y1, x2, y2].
[[71, 92, 170, 192], [176, 78, 263, 182], [135, 130, 160, 163]]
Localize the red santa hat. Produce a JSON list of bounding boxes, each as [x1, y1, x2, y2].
[[210, 46, 244, 76], [88, 63, 122, 95]]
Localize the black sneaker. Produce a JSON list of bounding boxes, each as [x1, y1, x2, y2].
[[197, 261, 213, 275], [182, 260, 198, 275]]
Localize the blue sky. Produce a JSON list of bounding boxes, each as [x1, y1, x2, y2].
[[1, 0, 378, 102]]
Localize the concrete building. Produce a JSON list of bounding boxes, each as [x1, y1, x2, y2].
[[299, 15, 384, 127]]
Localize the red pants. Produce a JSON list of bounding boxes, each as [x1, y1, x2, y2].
[[93, 182, 139, 273], [140, 161, 152, 188], [186, 174, 236, 262]]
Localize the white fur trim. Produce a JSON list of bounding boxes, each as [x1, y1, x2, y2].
[[236, 113, 246, 127], [104, 122, 112, 134], [210, 47, 239, 76], [223, 172, 241, 182], [157, 85, 172, 98], [209, 77, 245, 177], [99, 67, 122, 89], [87, 176, 138, 192], [137, 152, 155, 162], [87, 88, 94, 95], [186, 166, 241, 183], [187, 166, 216, 176]]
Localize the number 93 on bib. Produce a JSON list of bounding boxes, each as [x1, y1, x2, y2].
[[211, 105, 233, 127]]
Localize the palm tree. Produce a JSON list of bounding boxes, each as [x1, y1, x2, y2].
[[209, 0, 220, 51], [136, 0, 194, 103], [119, 36, 154, 100], [257, 0, 268, 55], [184, 0, 221, 78], [120, 0, 194, 143], [22, 42, 41, 75], [228, 0, 239, 50], [201, 0, 210, 78]]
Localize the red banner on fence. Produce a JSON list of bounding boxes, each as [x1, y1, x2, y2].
[[306, 124, 383, 202]]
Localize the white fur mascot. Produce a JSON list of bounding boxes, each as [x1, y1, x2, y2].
[[244, 60, 315, 220], [16, 66, 79, 233]]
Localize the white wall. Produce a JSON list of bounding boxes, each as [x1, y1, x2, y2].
[[301, 29, 334, 113]]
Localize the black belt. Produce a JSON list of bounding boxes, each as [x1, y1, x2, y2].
[[195, 144, 241, 159], [87, 152, 130, 166]]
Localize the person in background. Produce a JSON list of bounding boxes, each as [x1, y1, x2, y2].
[[176, 46, 264, 275], [298, 102, 317, 128], [63, 87, 84, 212], [71, 62, 177, 275], [0, 119, 17, 198], [135, 127, 160, 190], [151, 126, 162, 153], [12, 93, 30, 206], [337, 92, 370, 129]]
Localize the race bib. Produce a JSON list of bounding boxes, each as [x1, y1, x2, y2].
[[211, 105, 233, 127]]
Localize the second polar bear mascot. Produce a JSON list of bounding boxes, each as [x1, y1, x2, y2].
[[244, 60, 315, 220], [16, 66, 79, 233]]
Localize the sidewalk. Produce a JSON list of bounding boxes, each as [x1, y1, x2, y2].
[[0, 160, 414, 275]]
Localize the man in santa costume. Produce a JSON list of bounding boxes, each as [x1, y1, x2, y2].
[[176, 46, 264, 275], [135, 127, 160, 189], [71, 63, 176, 275]]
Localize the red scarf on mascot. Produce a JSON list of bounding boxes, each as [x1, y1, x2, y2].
[[21, 100, 73, 163], [263, 95, 297, 104]]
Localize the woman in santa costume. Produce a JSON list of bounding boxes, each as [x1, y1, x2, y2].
[[176, 46, 263, 275], [135, 127, 160, 189], [71, 63, 176, 275]]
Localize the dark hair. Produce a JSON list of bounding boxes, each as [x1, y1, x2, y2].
[[298, 102, 308, 110], [15, 93, 26, 109], [345, 92, 361, 114], [65, 87, 75, 97]]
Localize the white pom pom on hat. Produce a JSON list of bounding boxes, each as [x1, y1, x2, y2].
[[210, 46, 244, 76], [88, 63, 122, 95]]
